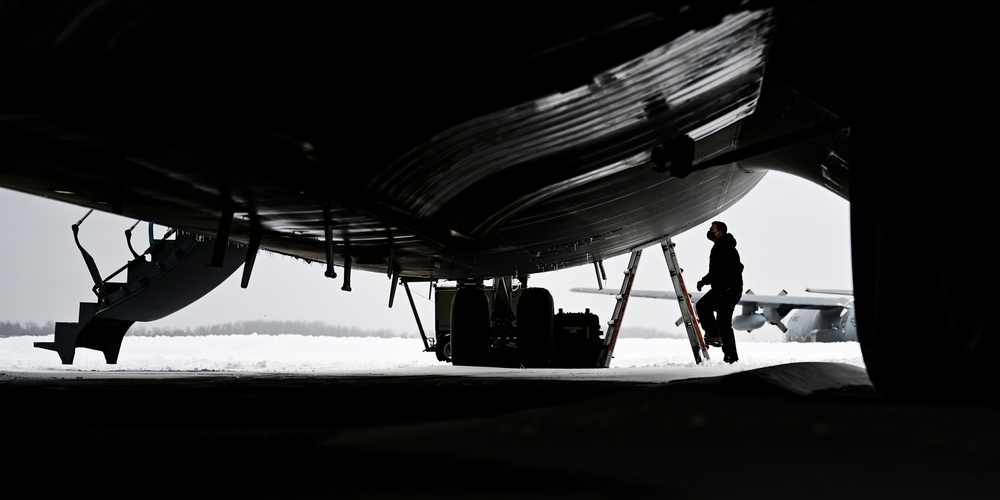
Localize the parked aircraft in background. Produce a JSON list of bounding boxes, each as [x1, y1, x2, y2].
[[571, 287, 856, 342]]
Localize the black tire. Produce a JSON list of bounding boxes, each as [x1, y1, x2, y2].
[[450, 287, 491, 366], [516, 287, 554, 367], [435, 333, 451, 362], [852, 10, 1000, 403]]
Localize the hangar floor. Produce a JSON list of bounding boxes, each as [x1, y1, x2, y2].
[[2, 363, 997, 498]]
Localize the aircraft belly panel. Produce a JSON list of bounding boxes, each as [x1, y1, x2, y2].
[[487, 165, 766, 276], [367, 10, 771, 241]]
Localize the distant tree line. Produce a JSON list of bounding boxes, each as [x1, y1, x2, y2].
[[0, 321, 55, 337], [0, 320, 413, 338], [619, 326, 686, 339], [1, 320, 683, 339]]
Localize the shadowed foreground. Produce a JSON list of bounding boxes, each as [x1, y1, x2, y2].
[[2, 362, 997, 498]]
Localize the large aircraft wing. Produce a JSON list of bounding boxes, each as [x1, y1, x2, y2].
[[0, 4, 850, 285]]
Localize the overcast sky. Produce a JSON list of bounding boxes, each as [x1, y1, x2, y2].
[[0, 171, 851, 338]]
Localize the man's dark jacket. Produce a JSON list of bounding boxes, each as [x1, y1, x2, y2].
[[701, 233, 744, 291]]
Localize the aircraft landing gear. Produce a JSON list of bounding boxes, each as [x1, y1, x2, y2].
[[437, 281, 603, 369]]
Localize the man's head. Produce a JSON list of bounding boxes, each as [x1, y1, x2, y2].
[[707, 220, 727, 241]]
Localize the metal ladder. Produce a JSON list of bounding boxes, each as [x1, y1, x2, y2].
[[660, 237, 710, 363], [598, 249, 642, 368]]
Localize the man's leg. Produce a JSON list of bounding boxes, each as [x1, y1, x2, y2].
[[696, 290, 722, 346], [718, 288, 741, 362]]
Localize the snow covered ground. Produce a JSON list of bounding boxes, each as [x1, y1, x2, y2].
[[0, 335, 865, 384]]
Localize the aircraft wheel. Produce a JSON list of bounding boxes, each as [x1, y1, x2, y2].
[[516, 287, 554, 367], [853, 14, 1000, 403], [435, 334, 451, 362], [450, 287, 491, 366]]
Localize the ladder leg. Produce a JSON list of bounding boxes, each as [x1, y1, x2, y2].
[[660, 237, 710, 363], [598, 249, 642, 368]]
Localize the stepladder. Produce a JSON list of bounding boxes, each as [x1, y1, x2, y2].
[[598, 249, 642, 368], [660, 237, 710, 363]]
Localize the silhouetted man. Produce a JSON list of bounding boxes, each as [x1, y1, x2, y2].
[[696, 220, 744, 364]]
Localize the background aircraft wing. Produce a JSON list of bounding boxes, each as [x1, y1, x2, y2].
[[571, 286, 851, 311], [738, 293, 852, 310], [805, 288, 855, 296], [569, 287, 702, 301]]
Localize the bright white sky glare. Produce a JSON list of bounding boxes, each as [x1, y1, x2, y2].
[[0, 171, 851, 340]]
